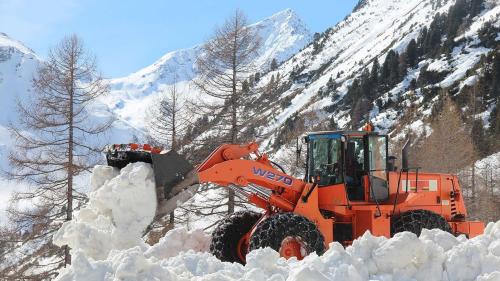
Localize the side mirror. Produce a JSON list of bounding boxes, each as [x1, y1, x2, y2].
[[401, 138, 410, 171], [296, 137, 301, 166], [388, 156, 397, 171], [296, 137, 301, 154]]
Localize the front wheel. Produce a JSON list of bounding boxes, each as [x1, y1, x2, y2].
[[249, 213, 325, 260], [209, 211, 261, 264]]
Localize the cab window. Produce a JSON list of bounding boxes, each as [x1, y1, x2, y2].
[[345, 137, 364, 187], [308, 137, 343, 186], [367, 135, 388, 180]]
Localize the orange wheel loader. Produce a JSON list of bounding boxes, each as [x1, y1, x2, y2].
[[105, 129, 484, 263]]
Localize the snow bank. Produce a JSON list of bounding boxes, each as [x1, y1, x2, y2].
[[53, 163, 158, 259], [54, 163, 500, 281], [56, 223, 500, 281], [145, 228, 211, 259]]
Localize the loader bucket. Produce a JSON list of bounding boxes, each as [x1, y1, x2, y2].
[[106, 146, 153, 169], [105, 145, 195, 198], [151, 151, 194, 197], [153, 153, 200, 218]]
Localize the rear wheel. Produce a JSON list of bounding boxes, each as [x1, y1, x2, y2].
[[210, 211, 261, 264], [391, 209, 452, 236], [249, 213, 325, 260]]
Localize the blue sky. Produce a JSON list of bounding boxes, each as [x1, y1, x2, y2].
[[1, 0, 358, 78]]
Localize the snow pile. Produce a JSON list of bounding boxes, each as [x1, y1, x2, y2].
[[145, 228, 211, 259], [54, 163, 500, 281], [53, 163, 158, 259], [56, 223, 500, 281]]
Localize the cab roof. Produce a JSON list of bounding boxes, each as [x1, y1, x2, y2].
[[304, 130, 386, 141], [309, 130, 372, 135], [306, 130, 380, 136]]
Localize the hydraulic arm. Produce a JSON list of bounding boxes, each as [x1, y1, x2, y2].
[[154, 142, 309, 218]]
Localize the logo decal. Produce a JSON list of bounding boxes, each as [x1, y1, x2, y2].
[[252, 167, 293, 186]]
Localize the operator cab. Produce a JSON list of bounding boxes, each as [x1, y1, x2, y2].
[[304, 130, 389, 202]]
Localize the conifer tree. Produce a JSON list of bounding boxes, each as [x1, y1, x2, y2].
[[270, 58, 278, 71], [370, 58, 380, 86], [405, 39, 418, 68], [5, 35, 112, 278], [194, 9, 261, 214]]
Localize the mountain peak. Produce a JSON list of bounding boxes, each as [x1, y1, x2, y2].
[[0, 33, 35, 56], [249, 9, 311, 68], [106, 9, 312, 129], [269, 8, 296, 19], [255, 8, 304, 27]]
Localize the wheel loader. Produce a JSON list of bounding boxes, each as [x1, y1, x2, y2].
[[105, 128, 484, 263]]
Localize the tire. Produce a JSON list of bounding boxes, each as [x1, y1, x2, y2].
[[391, 209, 452, 237], [249, 213, 325, 259], [210, 211, 261, 263]]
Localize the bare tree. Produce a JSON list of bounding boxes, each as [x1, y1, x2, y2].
[[194, 9, 261, 214], [145, 78, 189, 243], [410, 93, 475, 173], [4, 34, 112, 277], [147, 78, 188, 151]]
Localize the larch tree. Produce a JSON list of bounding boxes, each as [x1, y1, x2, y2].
[[147, 77, 187, 152], [5, 35, 112, 277], [145, 77, 188, 241], [194, 9, 261, 214], [410, 93, 475, 173]]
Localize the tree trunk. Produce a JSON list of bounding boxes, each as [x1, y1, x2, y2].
[[170, 105, 176, 225], [65, 51, 75, 267], [471, 164, 475, 199], [228, 37, 238, 215]]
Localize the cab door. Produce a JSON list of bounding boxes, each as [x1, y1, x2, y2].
[[306, 134, 343, 186], [363, 134, 389, 202]]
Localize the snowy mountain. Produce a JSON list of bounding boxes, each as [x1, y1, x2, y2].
[[210, 0, 500, 156], [100, 9, 312, 129], [0, 33, 39, 141], [0, 33, 41, 223]]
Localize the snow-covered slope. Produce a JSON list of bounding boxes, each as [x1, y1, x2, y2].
[[0, 33, 39, 136], [0, 33, 41, 221], [101, 9, 312, 129], [257, 0, 458, 141], [249, 0, 499, 149]]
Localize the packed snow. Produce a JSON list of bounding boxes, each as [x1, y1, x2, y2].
[[53, 163, 158, 260], [53, 162, 500, 281]]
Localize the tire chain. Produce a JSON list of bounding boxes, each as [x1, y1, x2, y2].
[[249, 212, 325, 256], [391, 209, 452, 237], [209, 211, 261, 263]]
